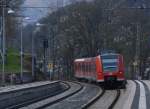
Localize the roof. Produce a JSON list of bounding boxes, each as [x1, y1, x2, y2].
[[101, 53, 119, 56], [74, 57, 96, 62]]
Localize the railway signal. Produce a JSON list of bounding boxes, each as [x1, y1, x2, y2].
[[43, 39, 48, 49]]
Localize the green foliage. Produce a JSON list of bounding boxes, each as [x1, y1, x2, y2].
[[0, 48, 32, 73], [36, 0, 150, 78], [0, 48, 20, 73]]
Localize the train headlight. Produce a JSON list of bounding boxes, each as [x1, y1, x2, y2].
[[119, 72, 122, 74]]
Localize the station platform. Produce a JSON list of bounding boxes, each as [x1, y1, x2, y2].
[[0, 81, 67, 109]]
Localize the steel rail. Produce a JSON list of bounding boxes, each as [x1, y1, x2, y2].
[[108, 89, 121, 109], [6, 81, 70, 109], [81, 88, 105, 109], [35, 81, 84, 109], [80, 81, 120, 109]]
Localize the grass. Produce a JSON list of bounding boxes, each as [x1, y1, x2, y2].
[[0, 48, 21, 73]]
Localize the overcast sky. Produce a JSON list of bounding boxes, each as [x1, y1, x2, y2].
[[21, 0, 71, 23]]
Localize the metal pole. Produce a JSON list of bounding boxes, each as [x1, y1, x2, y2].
[[20, 20, 23, 82], [52, 29, 55, 80], [32, 31, 35, 81], [0, 17, 2, 49], [2, 0, 6, 85], [0, 17, 2, 60], [135, 23, 141, 79], [138, 23, 141, 78], [43, 43, 46, 78], [48, 29, 51, 81]]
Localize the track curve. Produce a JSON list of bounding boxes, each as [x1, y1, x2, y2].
[[108, 89, 121, 109], [86, 89, 120, 109], [19, 81, 83, 109], [7, 81, 71, 109], [35, 81, 84, 109], [42, 82, 102, 109]]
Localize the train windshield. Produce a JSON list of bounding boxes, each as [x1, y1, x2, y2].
[[101, 54, 118, 72]]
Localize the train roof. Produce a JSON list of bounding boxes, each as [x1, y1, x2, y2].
[[100, 50, 116, 54], [74, 52, 121, 62], [74, 57, 96, 62], [100, 53, 119, 56]]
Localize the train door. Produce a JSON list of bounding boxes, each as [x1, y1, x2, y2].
[[96, 56, 104, 82]]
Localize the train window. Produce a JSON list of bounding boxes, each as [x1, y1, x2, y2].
[[101, 55, 118, 59], [84, 63, 85, 72], [75, 63, 77, 71], [78, 63, 80, 72], [91, 63, 96, 72], [82, 63, 83, 72], [81, 63, 83, 72], [89, 63, 92, 72], [89, 63, 91, 72], [86, 63, 88, 72], [83, 63, 85, 72], [79, 63, 81, 72], [80, 63, 82, 72], [77, 63, 79, 72], [93, 63, 95, 72], [84, 63, 86, 75], [76, 63, 79, 72], [91, 63, 93, 72], [87, 63, 89, 72], [84, 63, 86, 73], [101, 54, 118, 72], [74, 63, 76, 70], [82, 63, 84, 72], [85, 63, 87, 72], [88, 63, 90, 72], [87, 63, 90, 75], [93, 63, 96, 72]]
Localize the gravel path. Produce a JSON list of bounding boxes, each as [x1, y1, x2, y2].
[[142, 80, 150, 108], [87, 90, 117, 109], [44, 83, 101, 109], [143, 80, 150, 91], [20, 81, 82, 109], [0, 81, 57, 93], [114, 80, 136, 109], [87, 80, 136, 109]]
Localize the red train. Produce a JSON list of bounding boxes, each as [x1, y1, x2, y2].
[[74, 52, 126, 87]]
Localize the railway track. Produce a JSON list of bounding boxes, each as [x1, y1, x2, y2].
[[17, 81, 83, 109], [6, 81, 121, 109], [36, 82, 101, 109], [108, 89, 121, 109], [6, 81, 71, 109], [34, 81, 84, 109], [81, 89, 105, 109], [40, 81, 120, 109], [83, 88, 121, 109]]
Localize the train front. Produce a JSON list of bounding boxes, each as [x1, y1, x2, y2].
[[100, 53, 125, 86]]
